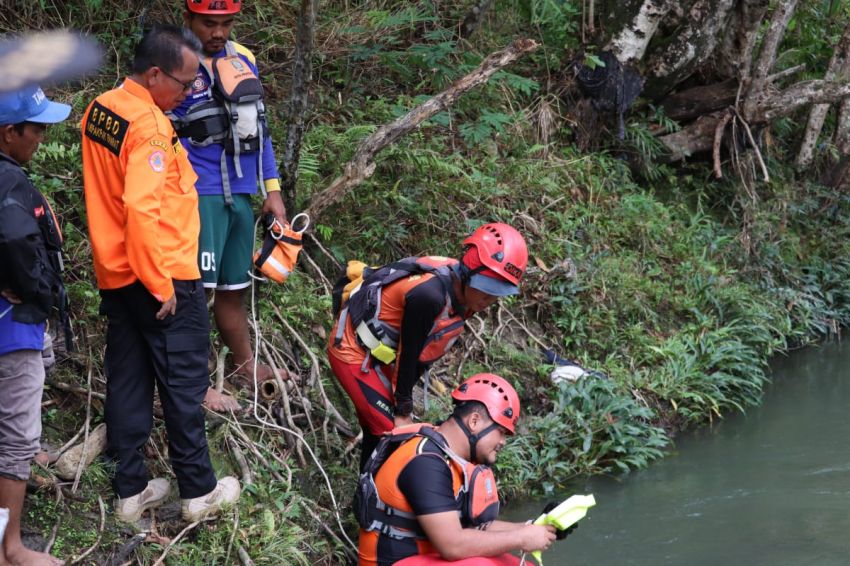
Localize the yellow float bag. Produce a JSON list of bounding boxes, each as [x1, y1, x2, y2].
[[253, 213, 309, 284], [331, 259, 371, 317]]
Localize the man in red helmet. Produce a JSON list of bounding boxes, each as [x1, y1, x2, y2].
[[329, 223, 528, 471], [357, 374, 557, 566], [174, 0, 288, 411]]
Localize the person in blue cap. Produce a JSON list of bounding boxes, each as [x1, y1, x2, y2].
[[0, 84, 70, 566]]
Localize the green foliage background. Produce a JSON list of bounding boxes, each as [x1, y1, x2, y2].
[[5, 0, 850, 563]]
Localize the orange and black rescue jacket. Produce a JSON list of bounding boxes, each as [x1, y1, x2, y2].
[[329, 256, 467, 370], [356, 424, 500, 566]]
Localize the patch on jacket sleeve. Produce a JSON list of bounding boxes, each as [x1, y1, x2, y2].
[[148, 150, 166, 172], [84, 101, 129, 156]]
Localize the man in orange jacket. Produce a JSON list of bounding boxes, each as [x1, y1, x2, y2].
[[81, 24, 239, 524], [329, 223, 528, 471]]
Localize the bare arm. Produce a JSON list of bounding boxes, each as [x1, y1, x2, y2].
[[483, 519, 532, 533], [417, 511, 556, 561]]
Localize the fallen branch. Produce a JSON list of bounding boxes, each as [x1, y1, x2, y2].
[[660, 78, 850, 160], [299, 248, 332, 295], [271, 304, 352, 437], [303, 504, 357, 561], [55, 424, 85, 456], [225, 508, 239, 565], [229, 417, 288, 485], [306, 38, 539, 220], [499, 305, 551, 351], [306, 232, 342, 271], [259, 340, 307, 467], [757, 79, 850, 122], [733, 109, 770, 182], [766, 62, 806, 84]]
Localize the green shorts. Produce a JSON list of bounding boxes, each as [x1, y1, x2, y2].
[[197, 194, 255, 290]]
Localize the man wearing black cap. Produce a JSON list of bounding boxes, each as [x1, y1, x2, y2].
[[0, 84, 70, 566]]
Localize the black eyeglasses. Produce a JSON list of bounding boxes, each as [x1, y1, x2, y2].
[[159, 67, 194, 91]]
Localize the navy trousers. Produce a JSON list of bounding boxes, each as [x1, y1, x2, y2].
[[100, 279, 217, 499]]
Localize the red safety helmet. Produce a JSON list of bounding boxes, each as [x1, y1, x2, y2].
[[461, 223, 528, 296], [452, 373, 520, 434], [186, 0, 242, 14]]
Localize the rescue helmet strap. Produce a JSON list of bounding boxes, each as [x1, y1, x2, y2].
[[451, 413, 500, 464]]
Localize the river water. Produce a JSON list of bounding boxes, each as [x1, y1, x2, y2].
[[505, 340, 850, 565]]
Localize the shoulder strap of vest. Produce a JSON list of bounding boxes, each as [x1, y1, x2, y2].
[[197, 41, 241, 95], [416, 427, 469, 481]]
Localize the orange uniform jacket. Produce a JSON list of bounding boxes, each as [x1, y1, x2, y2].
[[81, 79, 200, 302]]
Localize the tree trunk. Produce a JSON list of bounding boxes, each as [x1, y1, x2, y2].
[[660, 78, 738, 122], [795, 24, 850, 169], [834, 97, 850, 155], [712, 0, 770, 80], [306, 39, 539, 220], [642, 0, 737, 99], [659, 80, 850, 160], [599, 0, 670, 39], [742, 0, 799, 120], [604, 0, 676, 64], [658, 111, 725, 160], [280, 0, 317, 217]]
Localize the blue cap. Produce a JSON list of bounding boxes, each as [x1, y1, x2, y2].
[[453, 262, 519, 297], [468, 272, 519, 296], [0, 85, 71, 125]]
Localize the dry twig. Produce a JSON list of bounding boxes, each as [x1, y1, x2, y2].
[[227, 435, 253, 486], [733, 108, 770, 182], [151, 519, 212, 566]]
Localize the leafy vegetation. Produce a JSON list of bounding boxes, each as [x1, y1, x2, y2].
[[5, 0, 850, 563]]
